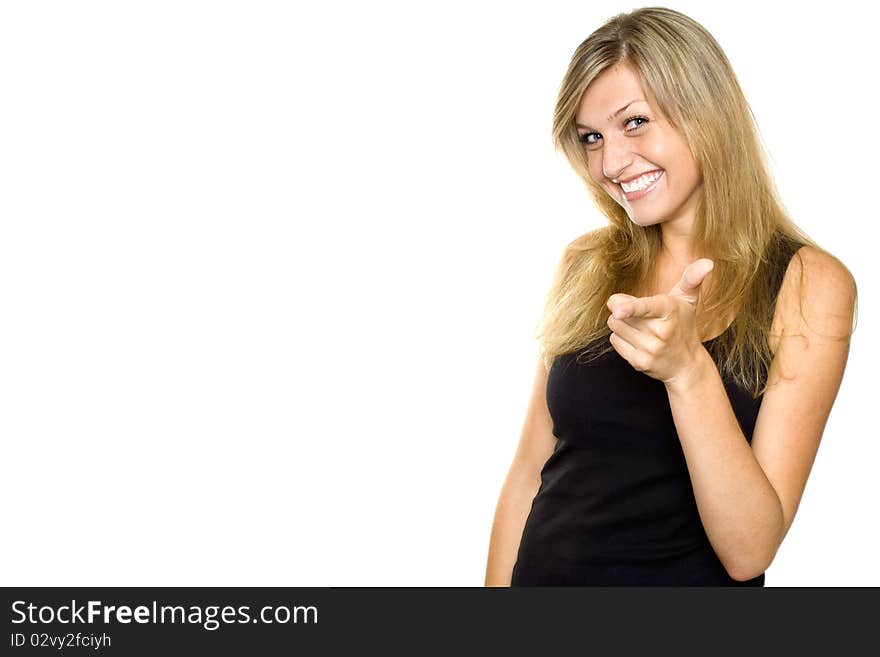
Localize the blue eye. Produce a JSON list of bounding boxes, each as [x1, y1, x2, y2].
[[578, 115, 649, 146]]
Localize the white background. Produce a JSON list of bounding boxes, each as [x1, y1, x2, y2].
[[0, 0, 876, 586]]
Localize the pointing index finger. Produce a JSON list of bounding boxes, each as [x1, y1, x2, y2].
[[627, 294, 669, 320]]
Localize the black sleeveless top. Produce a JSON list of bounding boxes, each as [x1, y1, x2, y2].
[[511, 236, 803, 586]]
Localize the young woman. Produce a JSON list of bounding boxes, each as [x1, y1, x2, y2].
[[484, 7, 858, 586]]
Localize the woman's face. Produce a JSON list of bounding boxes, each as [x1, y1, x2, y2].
[[575, 61, 702, 232]]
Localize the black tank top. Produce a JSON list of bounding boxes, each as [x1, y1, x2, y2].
[[511, 235, 803, 586]]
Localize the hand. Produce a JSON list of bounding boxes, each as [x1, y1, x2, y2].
[[606, 258, 714, 386]]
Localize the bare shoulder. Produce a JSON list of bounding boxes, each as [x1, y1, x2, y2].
[[772, 245, 857, 354], [751, 245, 857, 543]]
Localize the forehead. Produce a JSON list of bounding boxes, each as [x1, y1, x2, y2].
[[576, 63, 650, 123]]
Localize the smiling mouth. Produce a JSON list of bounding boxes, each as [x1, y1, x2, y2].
[[619, 170, 664, 202]]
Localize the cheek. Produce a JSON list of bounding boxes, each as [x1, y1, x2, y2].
[[665, 139, 699, 179], [642, 135, 672, 166], [587, 153, 601, 178], [673, 152, 701, 187]]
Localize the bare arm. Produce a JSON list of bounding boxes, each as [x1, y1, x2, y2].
[[664, 248, 855, 580], [484, 353, 557, 586]]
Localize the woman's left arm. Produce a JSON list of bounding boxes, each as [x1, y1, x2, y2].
[[665, 247, 857, 581]]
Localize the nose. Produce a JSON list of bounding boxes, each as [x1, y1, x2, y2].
[[602, 133, 632, 182]]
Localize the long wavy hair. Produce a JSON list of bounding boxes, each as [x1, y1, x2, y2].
[[536, 6, 857, 398]]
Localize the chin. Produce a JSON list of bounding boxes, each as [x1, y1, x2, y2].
[[626, 212, 664, 227]]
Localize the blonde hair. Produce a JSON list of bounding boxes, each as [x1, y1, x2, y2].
[[537, 6, 857, 397]]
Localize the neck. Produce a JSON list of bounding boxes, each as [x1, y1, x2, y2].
[[659, 237, 696, 269]]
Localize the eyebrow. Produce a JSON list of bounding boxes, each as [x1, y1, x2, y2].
[[575, 99, 645, 130]]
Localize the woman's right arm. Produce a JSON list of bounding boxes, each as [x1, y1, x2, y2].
[[484, 353, 558, 586]]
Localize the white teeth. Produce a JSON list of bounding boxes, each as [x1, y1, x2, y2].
[[621, 171, 661, 192]]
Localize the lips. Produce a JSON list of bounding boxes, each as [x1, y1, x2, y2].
[[620, 170, 663, 202], [617, 168, 664, 184]]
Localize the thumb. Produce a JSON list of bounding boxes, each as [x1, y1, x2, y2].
[[668, 258, 714, 305]]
